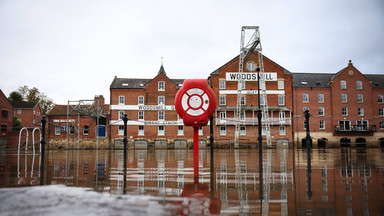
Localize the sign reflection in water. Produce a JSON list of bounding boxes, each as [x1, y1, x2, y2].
[[2, 148, 384, 215]]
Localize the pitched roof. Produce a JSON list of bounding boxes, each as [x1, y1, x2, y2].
[[110, 77, 184, 89], [292, 73, 334, 88], [366, 74, 384, 89], [48, 104, 110, 116], [11, 101, 38, 109]]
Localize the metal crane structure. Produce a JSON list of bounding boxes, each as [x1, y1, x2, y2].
[[234, 26, 271, 148]]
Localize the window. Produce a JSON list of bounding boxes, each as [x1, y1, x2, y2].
[[318, 94, 324, 103], [356, 80, 362, 90], [178, 126, 184, 136], [341, 80, 347, 89], [158, 126, 165, 135], [260, 96, 265, 105], [341, 94, 347, 103], [238, 80, 245, 90], [178, 114, 183, 120], [279, 126, 286, 135], [342, 107, 348, 116], [220, 126, 226, 136], [262, 126, 266, 135], [17, 109, 21, 114], [2, 110, 8, 118], [158, 81, 165, 91], [279, 111, 285, 120], [219, 96, 226, 106], [379, 95, 383, 104], [380, 120, 384, 129], [357, 94, 363, 103], [302, 93, 309, 103], [55, 126, 61, 135], [318, 107, 324, 116], [119, 111, 125, 120], [138, 111, 144, 120], [138, 96, 144, 105], [338, 120, 351, 131], [158, 96, 165, 105], [119, 95, 125, 105], [278, 80, 284, 90], [240, 111, 245, 120], [303, 106, 309, 112], [219, 80, 226, 89], [69, 126, 75, 135], [1, 124, 7, 133], [118, 126, 124, 136], [138, 126, 144, 136], [379, 107, 384, 116], [358, 107, 364, 116], [198, 126, 203, 135], [83, 126, 89, 135], [158, 111, 164, 120], [319, 120, 325, 129], [240, 96, 246, 105], [278, 96, 285, 106], [240, 126, 246, 135], [356, 120, 368, 131]]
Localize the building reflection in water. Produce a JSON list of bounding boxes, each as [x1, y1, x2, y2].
[[2, 148, 384, 215]]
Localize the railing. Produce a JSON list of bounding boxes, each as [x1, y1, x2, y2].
[[216, 117, 291, 126], [335, 125, 376, 132]]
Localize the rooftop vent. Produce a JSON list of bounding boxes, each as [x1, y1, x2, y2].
[[315, 81, 322, 86], [178, 84, 183, 87], [122, 83, 129, 87], [300, 81, 308, 85], [139, 83, 144, 87]]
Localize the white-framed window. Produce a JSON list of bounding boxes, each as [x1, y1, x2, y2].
[[138, 96, 144, 105], [262, 126, 266, 135], [240, 126, 246, 135], [303, 93, 309, 103], [341, 94, 347, 103], [279, 126, 286, 135], [279, 111, 285, 120], [379, 107, 384, 116], [119, 111, 125, 120], [158, 96, 165, 105], [55, 126, 61, 135], [303, 106, 309, 112], [177, 114, 183, 120], [278, 80, 284, 90], [318, 93, 324, 103], [238, 80, 245, 90], [69, 126, 75, 135], [220, 126, 226, 136], [240, 111, 245, 120], [219, 80, 226, 90], [380, 120, 384, 129], [319, 107, 324, 116], [356, 80, 363, 90], [342, 107, 348, 116], [240, 96, 246, 105], [198, 126, 203, 136], [83, 125, 89, 135], [158, 111, 165, 120], [357, 94, 363, 103], [341, 80, 347, 89], [119, 95, 125, 105], [278, 95, 285, 106], [260, 96, 265, 105], [319, 120, 325, 129], [358, 107, 364, 116], [17, 109, 21, 114], [158, 126, 165, 135], [356, 120, 368, 131], [178, 126, 184, 136], [219, 96, 226, 106], [138, 126, 144, 136], [378, 95, 383, 104], [158, 81, 165, 91], [138, 111, 144, 120]]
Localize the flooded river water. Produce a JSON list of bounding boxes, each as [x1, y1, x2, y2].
[[1, 148, 384, 215]]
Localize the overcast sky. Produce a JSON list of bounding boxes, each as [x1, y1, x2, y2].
[[1, 0, 383, 104]]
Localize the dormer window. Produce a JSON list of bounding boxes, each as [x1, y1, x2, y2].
[[122, 83, 129, 87], [158, 81, 165, 91], [300, 81, 308, 85]]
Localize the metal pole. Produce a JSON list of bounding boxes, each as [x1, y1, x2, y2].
[[122, 113, 128, 161], [257, 68, 262, 158], [304, 110, 312, 199], [193, 126, 199, 183], [304, 110, 311, 150], [209, 116, 214, 192], [40, 116, 46, 185]]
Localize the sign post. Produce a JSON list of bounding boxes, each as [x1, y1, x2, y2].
[[175, 79, 217, 182]]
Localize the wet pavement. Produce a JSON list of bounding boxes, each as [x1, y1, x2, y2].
[[1, 148, 384, 215]]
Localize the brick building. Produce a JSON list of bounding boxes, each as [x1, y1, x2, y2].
[[109, 64, 207, 147], [11, 101, 42, 129], [208, 52, 294, 147], [0, 89, 13, 137], [292, 60, 384, 147], [46, 95, 110, 148]]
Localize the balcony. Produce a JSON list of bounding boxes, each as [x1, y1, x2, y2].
[[216, 117, 291, 126], [335, 125, 376, 133]]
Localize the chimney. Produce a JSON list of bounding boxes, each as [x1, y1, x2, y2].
[[94, 95, 105, 105]]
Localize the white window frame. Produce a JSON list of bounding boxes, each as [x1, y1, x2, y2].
[[219, 96, 226, 106], [158, 96, 165, 105], [119, 111, 125, 120], [319, 120, 325, 129], [303, 106, 309, 112], [219, 80, 226, 90], [83, 125, 89, 135], [278, 95, 285, 106], [318, 107, 324, 116], [341, 80, 347, 90], [119, 95, 125, 105], [69, 126, 75, 135], [240, 96, 246, 105], [380, 120, 384, 130], [158, 81, 165, 91], [220, 126, 226, 136], [357, 94, 363, 103], [379, 107, 384, 116], [198, 126, 203, 136], [303, 93, 309, 103], [341, 94, 347, 103], [138, 96, 144, 105], [158, 111, 165, 121], [279, 111, 285, 120], [356, 80, 363, 90], [138, 126, 144, 136], [178, 126, 184, 136], [342, 107, 348, 116], [240, 111, 245, 120], [279, 126, 286, 135], [278, 80, 284, 90], [138, 111, 144, 120], [356, 120, 368, 130], [158, 126, 165, 136], [318, 93, 324, 103], [55, 126, 61, 135], [240, 126, 246, 135], [17, 109, 21, 114], [378, 95, 383, 104], [358, 107, 364, 116]]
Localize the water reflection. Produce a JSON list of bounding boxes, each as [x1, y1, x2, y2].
[[1, 148, 384, 215]]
